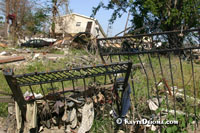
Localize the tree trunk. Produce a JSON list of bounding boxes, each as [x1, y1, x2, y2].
[[51, 0, 57, 38], [5, 0, 10, 37]]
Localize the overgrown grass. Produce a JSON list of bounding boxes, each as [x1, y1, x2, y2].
[[101, 54, 200, 132], [132, 54, 200, 114], [48, 48, 64, 55], [0, 48, 200, 132], [0, 47, 11, 53]]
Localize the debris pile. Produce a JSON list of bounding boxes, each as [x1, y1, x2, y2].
[[2, 83, 117, 132], [0, 36, 9, 48], [53, 32, 96, 50]]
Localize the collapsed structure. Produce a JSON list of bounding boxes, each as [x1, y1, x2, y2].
[[51, 13, 106, 38]]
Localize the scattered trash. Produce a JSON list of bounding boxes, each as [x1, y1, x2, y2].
[[117, 130, 125, 133], [167, 86, 200, 103], [32, 53, 41, 60], [175, 92, 200, 103], [151, 125, 157, 131], [24, 102, 37, 131], [69, 108, 78, 129], [24, 91, 43, 100], [62, 109, 68, 122], [53, 100, 64, 114], [15, 101, 22, 132], [78, 99, 94, 133], [147, 98, 159, 111], [145, 124, 157, 131], [110, 109, 118, 118], [0, 51, 8, 56]]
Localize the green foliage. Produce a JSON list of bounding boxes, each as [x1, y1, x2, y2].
[[0, 16, 3, 22], [92, 0, 199, 33], [160, 114, 195, 133], [91, 117, 113, 133], [24, 9, 48, 35], [0, 16, 3, 26], [154, 99, 196, 133], [0, 103, 8, 117], [49, 49, 64, 55]]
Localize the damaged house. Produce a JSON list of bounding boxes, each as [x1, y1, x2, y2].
[[52, 13, 106, 38]]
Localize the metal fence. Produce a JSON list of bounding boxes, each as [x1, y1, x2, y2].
[[97, 28, 200, 131]]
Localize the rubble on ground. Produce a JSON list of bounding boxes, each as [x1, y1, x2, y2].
[[53, 32, 96, 49], [0, 83, 116, 132], [0, 43, 7, 48]]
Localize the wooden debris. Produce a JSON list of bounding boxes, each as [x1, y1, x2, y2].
[[78, 99, 94, 133], [0, 56, 25, 64], [0, 43, 7, 48], [0, 96, 14, 103]]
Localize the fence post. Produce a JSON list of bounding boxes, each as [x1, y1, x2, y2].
[[3, 69, 26, 120]]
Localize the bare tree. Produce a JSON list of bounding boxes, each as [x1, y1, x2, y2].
[[51, 0, 57, 38], [51, 0, 69, 38], [0, 0, 9, 37], [0, 0, 69, 39], [0, 0, 30, 38], [0, 0, 40, 42]]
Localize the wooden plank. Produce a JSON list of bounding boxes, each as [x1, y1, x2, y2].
[[0, 96, 14, 103], [0, 91, 12, 96], [0, 56, 25, 64]]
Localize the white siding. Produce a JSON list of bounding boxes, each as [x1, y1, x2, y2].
[[54, 14, 106, 38]]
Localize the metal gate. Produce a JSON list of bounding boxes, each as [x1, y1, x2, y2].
[[97, 28, 200, 131]]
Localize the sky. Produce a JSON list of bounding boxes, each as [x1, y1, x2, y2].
[[68, 0, 131, 36], [0, 0, 132, 37]]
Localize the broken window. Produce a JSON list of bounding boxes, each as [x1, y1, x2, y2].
[[76, 22, 81, 26], [85, 21, 93, 33]]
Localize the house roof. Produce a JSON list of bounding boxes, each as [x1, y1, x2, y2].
[[59, 13, 107, 37]]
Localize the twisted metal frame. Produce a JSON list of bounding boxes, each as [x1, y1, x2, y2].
[[97, 28, 200, 130]]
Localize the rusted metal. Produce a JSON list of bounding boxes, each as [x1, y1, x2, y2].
[[98, 28, 200, 40]]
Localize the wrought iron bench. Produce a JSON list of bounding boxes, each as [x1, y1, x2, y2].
[[3, 62, 132, 122]]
